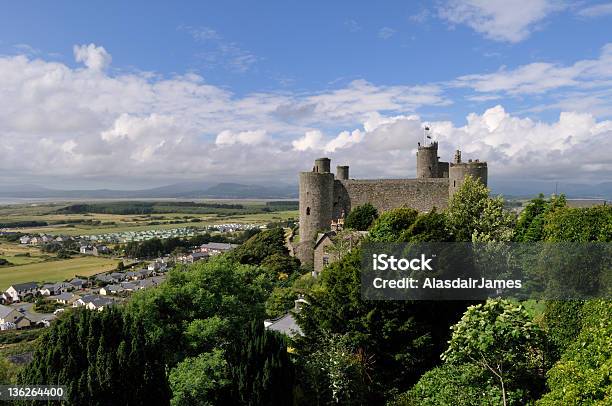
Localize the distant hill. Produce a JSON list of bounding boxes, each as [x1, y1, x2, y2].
[[1, 180, 609, 200], [0, 182, 298, 200], [180, 183, 297, 199]]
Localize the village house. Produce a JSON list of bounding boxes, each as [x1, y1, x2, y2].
[[39, 282, 71, 296], [264, 297, 307, 338], [178, 252, 209, 264], [312, 230, 367, 277], [52, 292, 80, 305], [92, 245, 111, 256], [79, 245, 94, 255], [5, 282, 38, 302], [0, 304, 31, 330], [73, 295, 114, 311], [69, 278, 88, 290], [120, 282, 138, 292], [95, 274, 118, 284], [19, 236, 31, 244], [99, 284, 124, 296], [199, 242, 239, 255]]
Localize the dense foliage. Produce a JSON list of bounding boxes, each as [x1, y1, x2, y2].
[[344, 203, 379, 231], [538, 300, 612, 405], [442, 300, 547, 405], [18, 308, 170, 405]]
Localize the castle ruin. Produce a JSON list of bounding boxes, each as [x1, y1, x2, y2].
[[296, 141, 488, 264]]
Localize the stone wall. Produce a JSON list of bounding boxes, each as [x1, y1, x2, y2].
[[332, 178, 450, 218]]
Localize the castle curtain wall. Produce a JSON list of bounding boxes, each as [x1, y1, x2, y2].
[[332, 178, 449, 218]]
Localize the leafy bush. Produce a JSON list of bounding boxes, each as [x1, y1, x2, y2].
[[344, 203, 379, 231], [389, 363, 523, 406], [538, 300, 612, 405], [442, 299, 547, 404], [368, 207, 418, 242]]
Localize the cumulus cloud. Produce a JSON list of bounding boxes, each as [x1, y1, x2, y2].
[[73, 43, 112, 71], [215, 129, 268, 146], [292, 130, 325, 151], [295, 106, 612, 183], [1, 45, 611, 187], [438, 0, 561, 43], [454, 43, 612, 95]]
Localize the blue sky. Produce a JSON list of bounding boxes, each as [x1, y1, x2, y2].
[[1, 1, 612, 189]]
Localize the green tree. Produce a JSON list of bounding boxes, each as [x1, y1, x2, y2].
[[18, 308, 170, 406], [543, 205, 612, 242], [446, 176, 514, 242], [442, 299, 546, 406], [227, 321, 294, 406], [301, 333, 370, 405], [398, 209, 450, 242], [389, 363, 523, 406], [296, 248, 467, 403], [0, 354, 19, 384], [229, 228, 289, 265], [345, 203, 379, 231], [368, 207, 419, 242], [169, 349, 231, 406], [538, 300, 612, 405], [513, 194, 566, 242]]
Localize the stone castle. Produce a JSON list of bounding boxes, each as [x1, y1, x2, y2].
[[296, 140, 488, 264]]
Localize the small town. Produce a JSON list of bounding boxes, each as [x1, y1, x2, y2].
[[0, 233, 240, 332]]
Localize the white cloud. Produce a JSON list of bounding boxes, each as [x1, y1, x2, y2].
[[73, 43, 112, 71], [454, 43, 612, 94], [294, 105, 612, 183], [292, 130, 324, 151], [215, 129, 268, 146], [1, 44, 611, 187], [577, 3, 612, 17], [438, 0, 561, 43], [378, 27, 396, 39]]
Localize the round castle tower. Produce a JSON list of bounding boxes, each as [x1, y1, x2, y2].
[[299, 158, 335, 246], [448, 150, 488, 197], [416, 141, 440, 178]]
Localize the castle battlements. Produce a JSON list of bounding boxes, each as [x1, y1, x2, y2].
[[295, 141, 488, 264]]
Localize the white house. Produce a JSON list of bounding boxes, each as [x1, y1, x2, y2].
[[52, 292, 80, 305], [73, 295, 114, 311], [5, 282, 38, 302], [99, 285, 124, 296], [80, 245, 94, 255], [19, 236, 31, 244]]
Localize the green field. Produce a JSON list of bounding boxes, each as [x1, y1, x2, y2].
[[0, 256, 118, 290], [0, 201, 298, 236], [0, 241, 49, 266]]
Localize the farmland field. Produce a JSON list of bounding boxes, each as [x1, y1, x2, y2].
[[0, 200, 298, 236], [0, 256, 118, 290], [0, 241, 49, 266]]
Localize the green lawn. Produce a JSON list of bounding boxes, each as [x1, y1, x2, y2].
[[0, 256, 118, 290]]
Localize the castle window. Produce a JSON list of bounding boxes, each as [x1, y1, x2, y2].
[[453, 180, 456, 187], [306, 207, 311, 215]]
